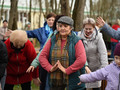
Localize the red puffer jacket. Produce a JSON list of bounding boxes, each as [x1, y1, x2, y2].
[[5, 39, 39, 84]]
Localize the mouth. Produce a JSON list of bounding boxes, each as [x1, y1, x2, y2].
[[86, 33, 91, 36], [60, 31, 66, 33]]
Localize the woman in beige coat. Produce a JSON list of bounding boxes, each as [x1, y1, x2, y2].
[[78, 18, 108, 90]]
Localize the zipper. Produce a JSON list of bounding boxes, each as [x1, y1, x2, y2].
[[17, 53, 19, 84]]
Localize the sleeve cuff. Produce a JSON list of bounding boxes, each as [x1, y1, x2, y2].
[[46, 65, 53, 72], [65, 67, 72, 75]]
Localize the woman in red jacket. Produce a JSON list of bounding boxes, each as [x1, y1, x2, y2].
[[4, 30, 40, 90]]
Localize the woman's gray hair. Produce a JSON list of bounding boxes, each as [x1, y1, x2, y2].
[[83, 18, 96, 28]]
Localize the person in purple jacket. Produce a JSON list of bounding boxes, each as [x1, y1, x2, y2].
[[79, 42, 120, 90]]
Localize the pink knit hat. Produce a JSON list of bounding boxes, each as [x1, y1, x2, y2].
[[114, 43, 120, 56]]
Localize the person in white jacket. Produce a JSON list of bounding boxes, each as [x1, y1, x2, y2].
[[78, 18, 108, 90]]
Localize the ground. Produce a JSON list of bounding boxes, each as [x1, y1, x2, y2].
[[14, 81, 39, 90]]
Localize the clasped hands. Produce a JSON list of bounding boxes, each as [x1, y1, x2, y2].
[[50, 60, 66, 74]]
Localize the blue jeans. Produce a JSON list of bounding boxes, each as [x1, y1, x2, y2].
[[110, 42, 118, 58], [0, 70, 6, 90]]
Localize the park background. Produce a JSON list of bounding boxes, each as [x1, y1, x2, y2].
[[0, 0, 120, 90]]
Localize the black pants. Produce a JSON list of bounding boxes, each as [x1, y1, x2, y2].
[[2, 40, 6, 42], [4, 82, 31, 90], [93, 88, 101, 90], [39, 65, 47, 90]]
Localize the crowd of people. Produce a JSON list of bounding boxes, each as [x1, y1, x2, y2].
[[0, 12, 120, 90]]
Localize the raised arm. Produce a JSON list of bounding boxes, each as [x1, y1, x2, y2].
[[26, 28, 42, 38], [97, 17, 120, 40]]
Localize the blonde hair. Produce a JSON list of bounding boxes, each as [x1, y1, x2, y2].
[[10, 30, 28, 45], [83, 18, 96, 28]]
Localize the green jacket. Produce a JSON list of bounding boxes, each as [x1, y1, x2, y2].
[[31, 31, 57, 67]]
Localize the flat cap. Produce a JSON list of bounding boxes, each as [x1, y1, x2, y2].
[[57, 16, 73, 26]]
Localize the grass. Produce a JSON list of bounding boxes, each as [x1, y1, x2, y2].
[[14, 81, 39, 90]]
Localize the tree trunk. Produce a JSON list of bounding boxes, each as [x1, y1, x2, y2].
[[0, 0, 4, 22], [57, 0, 61, 14], [72, 0, 86, 31], [28, 0, 32, 22], [90, 0, 93, 17], [55, 0, 57, 13], [50, 0, 54, 12], [8, 0, 18, 30], [38, 0, 45, 27], [70, 0, 74, 13], [45, 0, 49, 15], [60, 0, 70, 16]]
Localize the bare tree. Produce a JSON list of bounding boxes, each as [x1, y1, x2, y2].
[[70, 0, 74, 13], [28, 0, 32, 22], [93, 0, 118, 21], [72, 0, 86, 31], [8, 0, 18, 30], [38, 0, 45, 27], [55, 0, 57, 13], [0, 0, 4, 22], [50, 0, 58, 13], [50, 0, 54, 12], [60, 0, 70, 16], [45, 0, 49, 15], [90, 0, 93, 17], [57, 0, 61, 14]]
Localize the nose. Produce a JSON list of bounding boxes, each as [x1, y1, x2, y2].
[[61, 26, 65, 29], [86, 30, 90, 33]]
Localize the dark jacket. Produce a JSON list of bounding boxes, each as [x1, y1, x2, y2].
[[0, 40, 8, 80]]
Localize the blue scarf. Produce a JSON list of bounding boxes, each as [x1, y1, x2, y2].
[[45, 24, 53, 37]]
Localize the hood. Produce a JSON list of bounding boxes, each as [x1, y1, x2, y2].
[[79, 27, 98, 41]]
